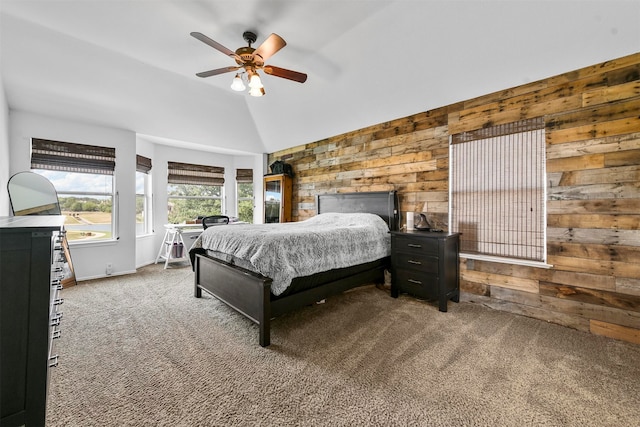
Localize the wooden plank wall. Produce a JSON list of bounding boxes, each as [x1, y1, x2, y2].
[[268, 52, 640, 345]]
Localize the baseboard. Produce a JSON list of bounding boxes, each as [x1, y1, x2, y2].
[[76, 269, 137, 283], [136, 260, 157, 269]]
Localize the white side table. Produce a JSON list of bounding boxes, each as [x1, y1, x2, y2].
[[155, 224, 203, 269]]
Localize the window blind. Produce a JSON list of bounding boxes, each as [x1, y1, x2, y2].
[[31, 138, 116, 175], [236, 168, 253, 183], [167, 161, 224, 186], [136, 155, 152, 174], [450, 117, 546, 262]]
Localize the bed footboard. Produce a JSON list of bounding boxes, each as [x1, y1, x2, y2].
[[194, 253, 388, 347], [194, 254, 273, 346]]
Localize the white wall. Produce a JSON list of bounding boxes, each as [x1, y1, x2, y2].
[[9, 111, 137, 280], [148, 144, 263, 266], [6, 110, 267, 278], [0, 77, 10, 216]]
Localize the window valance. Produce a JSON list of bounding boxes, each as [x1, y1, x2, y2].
[[236, 168, 253, 183], [31, 138, 116, 175], [167, 161, 224, 186], [136, 155, 152, 173]]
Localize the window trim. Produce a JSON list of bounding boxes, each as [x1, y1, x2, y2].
[[136, 169, 153, 236], [31, 138, 117, 244]]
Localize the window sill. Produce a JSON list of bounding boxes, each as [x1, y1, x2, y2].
[[460, 252, 553, 269], [68, 238, 119, 248]]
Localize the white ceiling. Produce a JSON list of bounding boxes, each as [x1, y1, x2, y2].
[[1, 1, 639, 155]]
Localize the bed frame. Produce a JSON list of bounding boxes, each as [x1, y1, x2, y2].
[[194, 190, 399, 347]]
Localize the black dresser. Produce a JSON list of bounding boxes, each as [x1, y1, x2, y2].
[[390, 230, 460, 312], [1, 216, 66, 426]]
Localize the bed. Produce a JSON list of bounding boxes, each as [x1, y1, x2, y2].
[[191, 190, 399, 346]]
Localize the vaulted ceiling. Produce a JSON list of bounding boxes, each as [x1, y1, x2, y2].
[[1, 1, 638, 155]]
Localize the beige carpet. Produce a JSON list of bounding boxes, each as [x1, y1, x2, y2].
[[47, 264, 640, 426]]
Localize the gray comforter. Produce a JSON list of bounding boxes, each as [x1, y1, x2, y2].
[[190, 212, 391, 296]]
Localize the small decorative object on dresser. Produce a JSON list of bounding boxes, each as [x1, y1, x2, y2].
[[390, 230, 460, 312]]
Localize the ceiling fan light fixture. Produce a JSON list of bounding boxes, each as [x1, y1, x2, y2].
[[249, 86, 265, 97], [230, 74, 246, 91], [192, 31, 306, 97], [248, 72, 263, 89]]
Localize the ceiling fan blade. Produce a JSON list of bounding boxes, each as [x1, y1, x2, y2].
[[264, 65, 308, 83], [191, 32, 242, 61], [253, 33, 286, 62], [196, 66, 240, 78]]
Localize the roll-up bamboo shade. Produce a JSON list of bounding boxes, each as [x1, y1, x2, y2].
[[31, 138, 116, 175], [167, 161, 224, 186]]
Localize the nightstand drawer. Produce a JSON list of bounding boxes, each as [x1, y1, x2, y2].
[[392, 234, 438, 256], [393, 270, 439, 299], [392, 252, 438, 274]]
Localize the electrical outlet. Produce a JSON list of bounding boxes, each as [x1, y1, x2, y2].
[[106, 263, 113, 275]]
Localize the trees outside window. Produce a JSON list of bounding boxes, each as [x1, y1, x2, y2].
[[167, 183, 222, 223], [237, 182, 254, 223], [34, 169, 114, 242]]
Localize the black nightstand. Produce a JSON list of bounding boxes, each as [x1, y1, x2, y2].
[[390, 230, 460, 312]]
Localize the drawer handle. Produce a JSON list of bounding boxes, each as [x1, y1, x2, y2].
[[408, 243, 422, 248], [52, 329, 62, 339], [53, 298, 64, 306], [408, 260, 422, 265], [49, 355, 59, 368], [50, 312, 63, 327], [408, 279, 423, 285]]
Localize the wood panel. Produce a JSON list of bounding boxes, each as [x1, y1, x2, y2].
[[547, 199, 640, 215], [546, 131, 640, 160], [546, 117, 640, 145], [460, 269, 539, 294], [539, 282, 640, 312], [268, 51, 640, 345], [547, 227, 640, 246], [590, 319, 640, 345], [547, 213, 640, 229]]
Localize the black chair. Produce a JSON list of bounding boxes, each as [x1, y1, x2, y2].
[[202, 215, 229, 229]]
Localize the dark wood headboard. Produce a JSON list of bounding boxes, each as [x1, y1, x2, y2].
[[315, 191, 399, 231]]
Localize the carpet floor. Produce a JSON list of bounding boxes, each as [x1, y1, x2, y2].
[[46, 263, 640, 426]]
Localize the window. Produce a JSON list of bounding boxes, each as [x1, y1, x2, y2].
[[136, 155, 152, 236], [167, 161, 224, 223], [236, 168, 254, 223], [449, 117, 546, 263], [31, 138, 116, 243]]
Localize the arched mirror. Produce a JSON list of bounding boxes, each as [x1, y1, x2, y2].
[[8, 171, 61, 215], [8, 171, 76, 286]]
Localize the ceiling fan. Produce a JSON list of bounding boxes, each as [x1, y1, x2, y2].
[[191, 30, 307, 97]]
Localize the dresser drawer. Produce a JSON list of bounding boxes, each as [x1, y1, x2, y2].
[[392, 252, 438, 274], [393, 269, 439, 299], [392, 234, 439, 256]]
